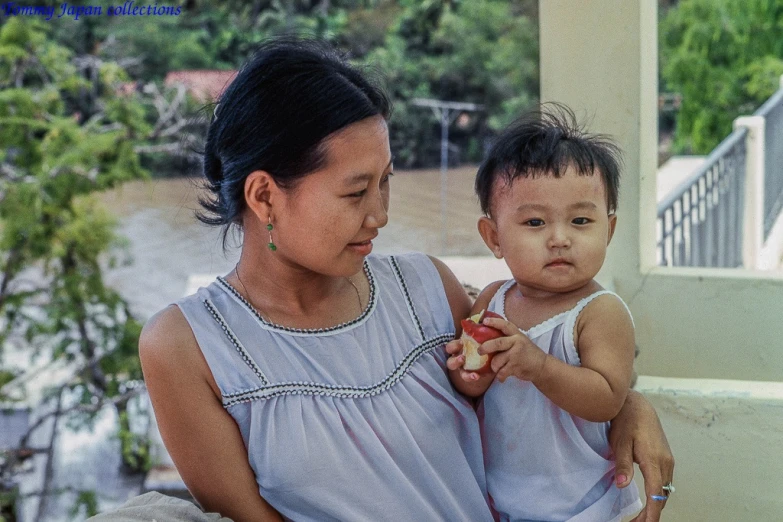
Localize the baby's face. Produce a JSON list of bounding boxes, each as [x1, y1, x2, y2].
[[488, 166, 616, 296]]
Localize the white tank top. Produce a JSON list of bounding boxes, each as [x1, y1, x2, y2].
[[479, 280, 642, 521]]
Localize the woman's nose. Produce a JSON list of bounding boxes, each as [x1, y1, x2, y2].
[[364, 190, 389, 229]]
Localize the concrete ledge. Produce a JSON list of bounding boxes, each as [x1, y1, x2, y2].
[[438, 256, 512, 289], [185, 256, 513, 297], [636, 375, 783, 400], [634, 376, 783, 521]]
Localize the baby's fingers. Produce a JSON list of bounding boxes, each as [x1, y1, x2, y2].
[[478, 336, 516, 355], [444, 339, 463, 355], [481, 316, 522, 336]]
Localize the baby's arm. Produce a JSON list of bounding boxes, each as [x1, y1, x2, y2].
[[445, 280, 505, 398], [528, 294, 635, 422], [479, 294, 635, 422]]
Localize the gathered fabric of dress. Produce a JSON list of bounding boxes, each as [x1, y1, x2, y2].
[[176, 252, 493, 522], [480, 280, 642, 522]]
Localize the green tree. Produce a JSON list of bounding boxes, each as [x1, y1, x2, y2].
[[661, 0, 783, 153], [365, 0, 538, 167], [0, 17, 151, 514]]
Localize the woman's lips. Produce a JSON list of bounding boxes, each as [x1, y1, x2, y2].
[[347, 239, 373, 255]]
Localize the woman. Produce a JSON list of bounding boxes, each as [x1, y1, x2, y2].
[[138, 39, 673, 521]]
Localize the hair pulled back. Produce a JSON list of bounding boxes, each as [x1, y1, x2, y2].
[[198, 37, 391, 237]]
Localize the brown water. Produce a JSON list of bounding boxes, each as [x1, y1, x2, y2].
[[101, 167, 488, 321]]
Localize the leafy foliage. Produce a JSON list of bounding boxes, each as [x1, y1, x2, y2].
[[41, 0, 540, 168], [0, 16, 150, 495], [364, 0, 538, 166], [70, 490, 99, 518], [661, 0, 783, 153]]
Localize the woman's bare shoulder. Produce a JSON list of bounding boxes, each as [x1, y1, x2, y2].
[[139, 304, 218, 395], [140, 305, 196, 361]]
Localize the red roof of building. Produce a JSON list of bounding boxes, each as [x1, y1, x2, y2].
[[164, 70, 238, 102]]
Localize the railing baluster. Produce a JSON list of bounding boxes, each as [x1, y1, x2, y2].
[[657, 128, 747, 268], [717, 164, 728, 267], [690, 184, 699, 266], [727, 162, 737, 268]]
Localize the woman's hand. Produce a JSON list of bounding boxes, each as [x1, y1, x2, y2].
[[445, 338, 495, 397], [609, 390, 674, 522], [444, 339, 470, 376]]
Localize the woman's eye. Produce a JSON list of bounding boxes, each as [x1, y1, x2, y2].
[[525, 219, 544, 227], [382, 172, 394, 184], [572, 217, 591, 225], [348, 189, 367, 198]]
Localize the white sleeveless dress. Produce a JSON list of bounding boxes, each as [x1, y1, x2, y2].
[[175, 252, 494, 521], [480, 280, 642, 522]]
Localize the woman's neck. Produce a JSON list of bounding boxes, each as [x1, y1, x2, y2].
[[230, 245, 367, 328]]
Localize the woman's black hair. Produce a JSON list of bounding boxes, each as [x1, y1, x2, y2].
[[197, 37, 392, 243], [475, 103, 622, 216]]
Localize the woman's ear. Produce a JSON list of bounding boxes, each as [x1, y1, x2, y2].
[[478, 216, 503, 259], [244, 170, 279, 221]]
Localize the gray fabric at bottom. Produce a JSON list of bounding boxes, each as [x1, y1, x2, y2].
[[87, 492, 233, 522]]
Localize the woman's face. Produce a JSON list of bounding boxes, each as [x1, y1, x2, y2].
[[274, 115, 393, 276]]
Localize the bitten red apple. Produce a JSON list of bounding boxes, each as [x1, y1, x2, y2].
[[459, 310, 504, 372]]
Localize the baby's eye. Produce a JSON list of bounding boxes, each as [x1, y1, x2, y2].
[[572, 217, 592, 225], [525, 219, 545, 227]]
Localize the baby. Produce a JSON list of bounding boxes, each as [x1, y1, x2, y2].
[[447, 105, 642, 521]]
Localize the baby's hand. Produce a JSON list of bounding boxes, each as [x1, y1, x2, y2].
[[445, 339, 488, 382], [478, 317, 548, 383]]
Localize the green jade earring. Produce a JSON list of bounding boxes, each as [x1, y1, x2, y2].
[[267, 217, 277, 251]]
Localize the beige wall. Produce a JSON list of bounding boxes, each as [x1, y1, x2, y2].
[[618, 268, 783, 381]]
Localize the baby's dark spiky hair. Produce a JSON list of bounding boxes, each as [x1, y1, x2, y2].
[[475, 103, 623, 216]]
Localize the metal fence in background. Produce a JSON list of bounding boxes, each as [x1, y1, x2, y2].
[[657, 128, 747, 268], [755, 88, 783, 240]]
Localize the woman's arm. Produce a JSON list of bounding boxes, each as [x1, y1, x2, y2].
[[140, 305, 283, 522], [427, 256, 473, 336], [609, 390, 675, 522], [428, 256, 501, 398]]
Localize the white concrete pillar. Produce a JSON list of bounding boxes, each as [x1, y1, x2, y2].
[[539, 0, 659, 289], [733, 116, 766, 269]]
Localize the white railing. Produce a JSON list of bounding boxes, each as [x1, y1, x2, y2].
[[658, 75, 783, 269], [657, 129, 747, 267]]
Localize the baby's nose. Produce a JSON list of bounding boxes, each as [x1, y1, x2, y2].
[[548, 229, 571, 248]]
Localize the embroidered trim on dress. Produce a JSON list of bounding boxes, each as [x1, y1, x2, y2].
[[494, 283, 628, 339], [203, 298, 269, 386], [215, 260, 376, 336], [388, 255, 426, 342], [221, 333, 453, 406]]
